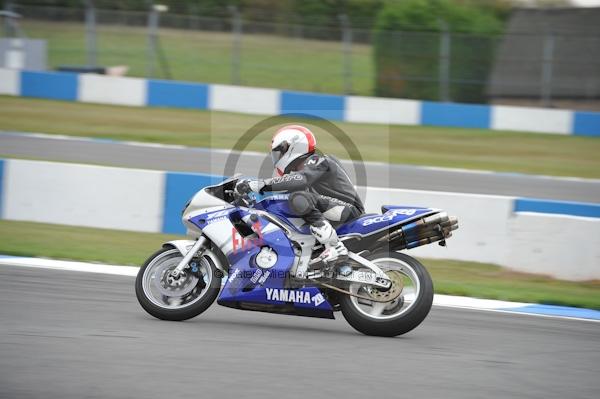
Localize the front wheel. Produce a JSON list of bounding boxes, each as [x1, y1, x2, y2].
[[339, 251, 433, 337], [135, 247, 222, 321]]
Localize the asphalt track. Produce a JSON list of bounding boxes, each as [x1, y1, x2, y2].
[[1, 265, 598, 399], [2, 132, 599, 202]]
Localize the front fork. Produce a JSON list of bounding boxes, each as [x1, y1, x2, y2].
[[170, 236, 209, 277]]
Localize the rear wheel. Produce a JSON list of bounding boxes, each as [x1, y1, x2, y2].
[[339, 251, 433, 337], [135, 247, 222, 321]]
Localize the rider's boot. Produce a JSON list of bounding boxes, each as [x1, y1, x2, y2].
[[310, 220, 348, 264]]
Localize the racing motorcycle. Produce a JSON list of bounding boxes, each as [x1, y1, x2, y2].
[[135, 176, 458, 337]]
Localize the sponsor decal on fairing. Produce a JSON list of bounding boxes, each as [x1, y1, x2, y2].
[[266, 288, 325, 306], [232, 220, 264, 253], [206, 209, 231, 220], [250, 268, 272, 285], [362, 208, 418, 226]]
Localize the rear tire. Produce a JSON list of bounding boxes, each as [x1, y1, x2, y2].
[[135, 247, 222, 321], [339, 251, 433, 337]]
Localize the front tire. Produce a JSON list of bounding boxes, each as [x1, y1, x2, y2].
[[340, 251, 433, 337], [135, 247, 222, 321]]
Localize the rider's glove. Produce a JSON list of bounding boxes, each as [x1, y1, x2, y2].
[[235, 179, 265, 195], [248, 179, 266, 193]]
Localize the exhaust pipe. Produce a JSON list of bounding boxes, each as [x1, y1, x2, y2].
[[382, 212, 459, 251]]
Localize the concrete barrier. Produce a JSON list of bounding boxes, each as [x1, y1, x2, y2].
[[162, 171, 224, 234], [365, 187, 600, 280], [21, 70, 78, 101], [1, 159, 164, 232], [514, 198, 600, 218], [0, 159, 4, 217], [364, 187, 514, 266], [574, 112, 600, 137], [0, 68, 19, 95], [79, 74, 146, 106], [209, 84, 280, 115], [2, 67, 598, 136], [147, 79, 208, 109], [491, 105, 573, 135], [0, 158, 598, 280], [506, 213, 600, 281], [280, 91, 345, 121], [421, 101, 491, 129], [345, 96, 421, 125]]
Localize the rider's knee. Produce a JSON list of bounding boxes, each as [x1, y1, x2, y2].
[[288, 191, 315, 216]]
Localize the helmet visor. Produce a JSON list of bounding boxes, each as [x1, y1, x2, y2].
[[270, 141, 289, 165]]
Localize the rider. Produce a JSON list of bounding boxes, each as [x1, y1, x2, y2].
[[235, 124, 364, 264]]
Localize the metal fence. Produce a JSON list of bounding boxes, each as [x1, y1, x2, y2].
[[2, 4, 599, 107]]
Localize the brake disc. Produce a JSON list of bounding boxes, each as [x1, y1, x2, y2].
[[367, 270, 404, 302], [153, 261, 200, 297]]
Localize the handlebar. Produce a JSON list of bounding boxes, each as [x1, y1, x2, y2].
[[226, 188, 256, 208]]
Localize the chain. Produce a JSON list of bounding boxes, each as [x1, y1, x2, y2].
[[308, 278, 403, 303]]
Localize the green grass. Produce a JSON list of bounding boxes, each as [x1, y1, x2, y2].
[[2, 96, 599, 178], [0, 219, 598, 309], [17, 20, 374, 96], [426, 259, 600, 309], [0, 219, 181, 266]]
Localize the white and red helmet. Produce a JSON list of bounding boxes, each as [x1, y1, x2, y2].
[[270, 125, 316, 176]]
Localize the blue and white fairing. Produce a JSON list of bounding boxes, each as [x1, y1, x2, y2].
[[182, 187, 442, 319], [187, 205, 334, 318], [253, 194, 311, 234]]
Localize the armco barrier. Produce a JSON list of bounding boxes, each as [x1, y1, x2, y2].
[[1, 67, 599, 136], [0, 158, 598, 280]]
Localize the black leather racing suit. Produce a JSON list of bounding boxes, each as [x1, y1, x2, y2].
[[263, 154, 364, 225]]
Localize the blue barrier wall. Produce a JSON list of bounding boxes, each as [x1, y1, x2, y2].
[[147, 80, 209, 109], [421, 101, 491, 129], [161, 171, 600, 232], [514, 198, 600, 218], [5, 68, 600, 136], [280, 91, 345, 121], [573, 112, 600, 137], [21, 71, 78, 101], [1, 158, 598, 279], [162, 172, 224, 234]]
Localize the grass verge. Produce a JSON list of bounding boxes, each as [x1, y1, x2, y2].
[[2, 96, 599, 178], [1, 219, 598, 309]]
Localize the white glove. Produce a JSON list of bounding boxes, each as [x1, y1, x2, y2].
[[248, 179, 266, 193]]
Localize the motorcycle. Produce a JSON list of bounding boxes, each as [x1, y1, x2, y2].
[[135, 176, 458, 337]]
